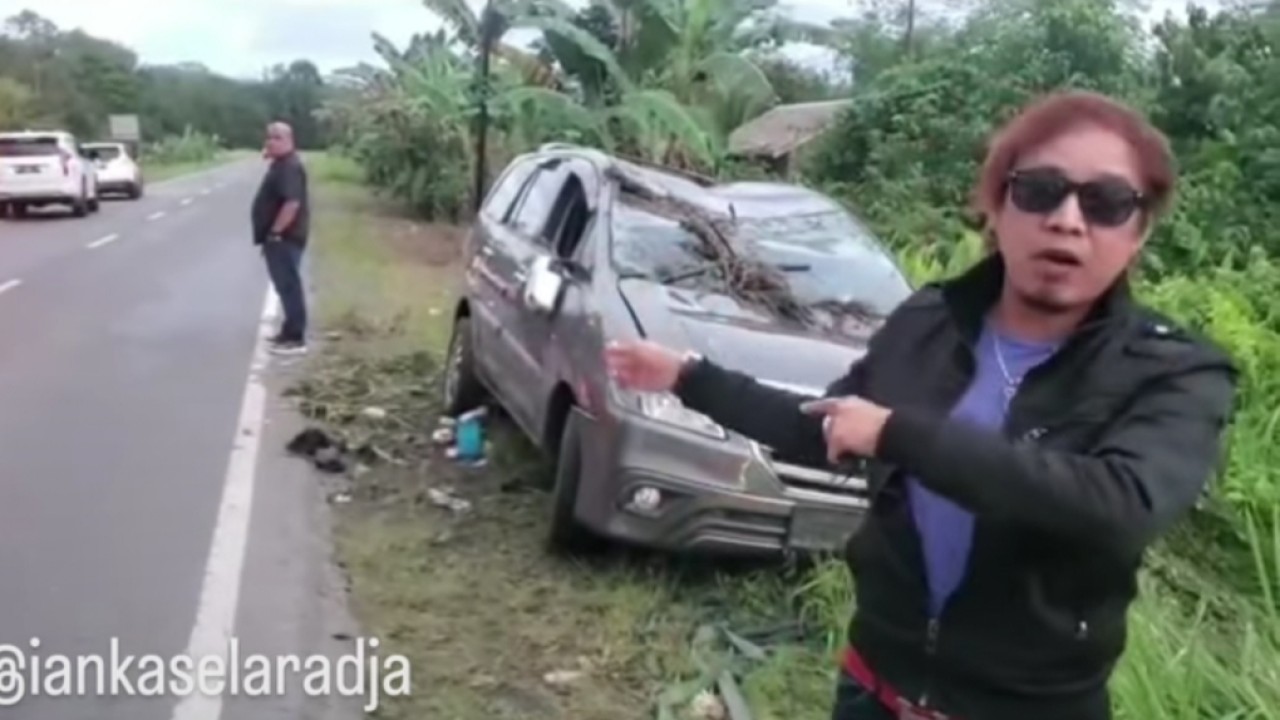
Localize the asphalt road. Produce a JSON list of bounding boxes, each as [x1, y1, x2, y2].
[[0, 162, 365, 720]]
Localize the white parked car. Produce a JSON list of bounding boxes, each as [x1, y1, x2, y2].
[[83, 141, 144, 200], [0, 130, 100, 218]]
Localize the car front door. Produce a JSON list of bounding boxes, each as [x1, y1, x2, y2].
[[506, 159, 600, 436], [466, 157, 540, 400], [483, 158, 573, 432]]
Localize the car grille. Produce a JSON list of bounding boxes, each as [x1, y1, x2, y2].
[[754, 444, 870, 504], [772, 459, 868, 497]]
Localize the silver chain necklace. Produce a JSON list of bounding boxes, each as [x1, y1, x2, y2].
[[992, 336, 1022, 407]]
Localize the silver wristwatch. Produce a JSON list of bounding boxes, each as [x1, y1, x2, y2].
[[676, 351, 703, 386]]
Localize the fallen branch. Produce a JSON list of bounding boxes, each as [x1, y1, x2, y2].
[[607, 164, 813, 328]]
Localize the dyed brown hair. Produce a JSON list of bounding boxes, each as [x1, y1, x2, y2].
[[973, 90, 1177, 233]]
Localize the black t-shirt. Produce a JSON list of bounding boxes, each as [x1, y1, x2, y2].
[[251, 152, 310, 245]]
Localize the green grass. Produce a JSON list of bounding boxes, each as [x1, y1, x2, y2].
[[296, 152, 1280, 720], [140, 148, 258, 183]]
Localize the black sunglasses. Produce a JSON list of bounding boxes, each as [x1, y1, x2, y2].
[[1006, 167, 1147, 228]]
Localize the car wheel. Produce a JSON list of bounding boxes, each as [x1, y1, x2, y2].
[[129, 183, 143, 200], [88, 195, 100, 212], [12, 203, 27, 219], [442, 315, 487, 416], [71, 190, 88, 218], [547, 410, 596, 554]]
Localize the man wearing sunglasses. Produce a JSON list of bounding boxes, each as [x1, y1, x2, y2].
[[604, 90, 1237, 720]]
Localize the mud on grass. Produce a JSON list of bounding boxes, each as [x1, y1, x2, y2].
[[299, 157, 848, 720]]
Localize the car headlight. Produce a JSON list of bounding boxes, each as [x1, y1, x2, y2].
[[609, 382, 728, 440], [637, 392, 727, 440]]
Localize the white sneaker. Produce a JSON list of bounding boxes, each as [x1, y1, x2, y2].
[[269, 340, 308, 356]]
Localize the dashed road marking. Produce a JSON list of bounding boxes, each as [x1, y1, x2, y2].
[[87, 233, 119, 249], [181, 198, 193, 206], [0, 279, 21, 295], [200, 189, 211, 196], [147, 211, 166, 221]]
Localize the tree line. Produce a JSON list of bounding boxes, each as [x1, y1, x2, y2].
[[0, 9, 327, 150]]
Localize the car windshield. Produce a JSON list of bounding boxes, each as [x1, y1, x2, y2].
[[0, 137, 60, 157], [610, 200, 913, 319]]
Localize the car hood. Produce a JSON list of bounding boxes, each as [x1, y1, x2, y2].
[[617, 278, 876, 395]]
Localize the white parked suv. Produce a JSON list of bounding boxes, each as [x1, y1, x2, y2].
[[83, 141, 144, 199], [0, 130, 100, 218]]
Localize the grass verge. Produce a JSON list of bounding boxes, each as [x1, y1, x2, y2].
[[293, 152, 1280, 720]]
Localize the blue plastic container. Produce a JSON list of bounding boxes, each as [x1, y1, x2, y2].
[[454, 408, 487, 461]]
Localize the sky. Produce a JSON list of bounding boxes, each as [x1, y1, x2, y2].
[[2, 0, 1219, 81]]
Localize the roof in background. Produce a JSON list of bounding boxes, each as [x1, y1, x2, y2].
[[727, 99, 852, 159]]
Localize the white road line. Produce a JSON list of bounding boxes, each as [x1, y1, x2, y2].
[[200, 189, 211, 196], [147, 211, 166, 221], [0, 279, 21, 295], [181, 198, 193, 206], [170, 288, 277, 720], [87, 233, 119, 249]]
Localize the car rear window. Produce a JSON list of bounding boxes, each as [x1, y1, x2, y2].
[[0, 137, 62, 157], [87, 146, 123, 161]]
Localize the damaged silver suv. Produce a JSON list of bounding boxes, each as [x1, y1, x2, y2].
[[442, 143, 914, 556]]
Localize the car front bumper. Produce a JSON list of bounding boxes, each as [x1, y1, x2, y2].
[[572, 406, 869, 556]]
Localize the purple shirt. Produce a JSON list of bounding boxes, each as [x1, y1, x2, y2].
[[907, 320, 1060, 617]]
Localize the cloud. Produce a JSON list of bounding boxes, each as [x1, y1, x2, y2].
[[0, 0, 444, 78], [1, 0, 1218, 80]]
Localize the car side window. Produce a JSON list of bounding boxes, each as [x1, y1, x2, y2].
[[480, 160, 537, 223], [508, 165, 568, 240]]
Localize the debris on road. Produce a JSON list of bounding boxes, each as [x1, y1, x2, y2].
[[427, 486, 471, 514], [543, 668, 585, 690], [690, 690, 727, 720]]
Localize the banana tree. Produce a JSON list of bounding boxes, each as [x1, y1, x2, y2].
[[534, 0, 846, 160]]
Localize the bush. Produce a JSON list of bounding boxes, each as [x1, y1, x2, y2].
[[142, 127, 221, 165]]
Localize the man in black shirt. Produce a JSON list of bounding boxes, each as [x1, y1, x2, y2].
[[251, 121, 311, 354]]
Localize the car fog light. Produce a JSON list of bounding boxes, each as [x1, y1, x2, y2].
[[631, 486, 662, 513]]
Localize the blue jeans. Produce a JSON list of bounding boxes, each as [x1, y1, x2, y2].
[[262, 241, 307, 341], [832, 668, 896, 720]]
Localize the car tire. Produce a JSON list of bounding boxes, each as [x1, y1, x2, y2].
[[129, 183, 143, 200], [547, 410, 595, 554], [71, 191, 88, 218], [88, 195, 100, 212], [442, 315, 487, 416], [12, 202, 28, 219]]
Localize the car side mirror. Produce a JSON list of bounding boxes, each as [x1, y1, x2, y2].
[[523, 255, 566, 314]]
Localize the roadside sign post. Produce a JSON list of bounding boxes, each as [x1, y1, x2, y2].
[[108, 114, 141, 158]]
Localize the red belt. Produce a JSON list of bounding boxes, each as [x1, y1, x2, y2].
[[842, 647, 956, 720]]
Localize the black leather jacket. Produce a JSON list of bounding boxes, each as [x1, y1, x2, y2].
[[675, 253, 1237, 720]]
